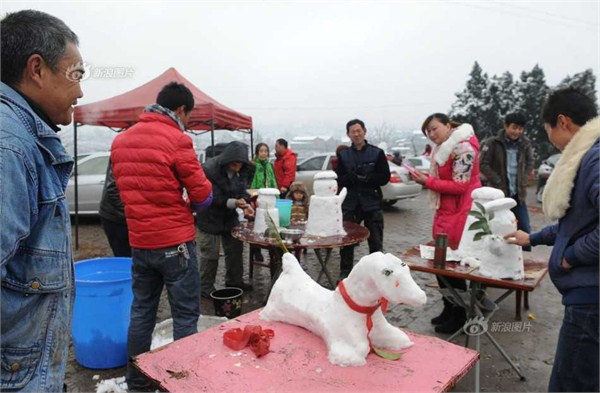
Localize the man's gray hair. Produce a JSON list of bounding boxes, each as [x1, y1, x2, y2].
[[1, 9, 79, 86]]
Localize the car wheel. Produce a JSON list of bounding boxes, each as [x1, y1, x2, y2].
[[536, 186, 544, 204], [383, 200, 397, 207]]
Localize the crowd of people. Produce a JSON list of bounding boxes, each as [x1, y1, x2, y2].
[[1, 9, 597, 393]]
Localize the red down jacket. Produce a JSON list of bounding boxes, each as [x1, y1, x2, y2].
[[111, 112, 212, 249], [426, 133, 481, 247]]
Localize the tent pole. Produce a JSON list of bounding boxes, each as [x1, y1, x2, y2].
[[74, 122, 79, 251], [250, 129, 254, 158], [211, 123, 215, 151]]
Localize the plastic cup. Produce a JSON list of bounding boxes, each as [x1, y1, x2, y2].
[[275, 199, 292, 227]]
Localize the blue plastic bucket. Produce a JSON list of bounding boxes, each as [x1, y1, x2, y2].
[[72, 257, 133, 369], [276, 199, 292, 227]]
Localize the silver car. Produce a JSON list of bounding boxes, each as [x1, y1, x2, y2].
[[295, 153, 422, 206], [66, 151, 111, 215]]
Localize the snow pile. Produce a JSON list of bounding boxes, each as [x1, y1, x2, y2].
[[95, 376, 128, 393]]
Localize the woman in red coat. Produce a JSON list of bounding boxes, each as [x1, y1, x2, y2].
[[411, 113, 481, 334]]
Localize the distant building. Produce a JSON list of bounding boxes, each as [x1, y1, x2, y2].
[[290, 136, 339, 159]]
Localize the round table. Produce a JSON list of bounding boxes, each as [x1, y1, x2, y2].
[[232, 221, 369, 291]]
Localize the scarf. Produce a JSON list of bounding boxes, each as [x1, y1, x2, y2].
[[251, 158, 278, 189], [543, 117, 600, 220], [143, 103, 186, 131], [428, 124, 475, 209]]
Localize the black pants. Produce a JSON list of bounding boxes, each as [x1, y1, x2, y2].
[[101, 217, 132, 257], [340, 208, 384, 276]]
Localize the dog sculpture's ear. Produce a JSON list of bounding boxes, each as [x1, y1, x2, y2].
[[382, 268, 393, 277]]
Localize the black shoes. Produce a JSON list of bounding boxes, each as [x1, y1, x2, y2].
[[225, 282, 254, 292], [431, 305, 453, 325], [434, 306, 467, 334]]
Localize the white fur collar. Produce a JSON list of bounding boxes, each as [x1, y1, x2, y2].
[[543, 117, 600, 220], [434, 124, 475, 166]]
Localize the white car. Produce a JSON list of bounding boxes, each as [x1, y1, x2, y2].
[[536, 153, 561, 203], [295, 153, 422, 206], [405, 155, 431, 173], [66, 151, 111, 215]]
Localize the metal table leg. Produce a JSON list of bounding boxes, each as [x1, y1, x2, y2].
[[439, 277, 526, 385], [314, 248, 335, 288]]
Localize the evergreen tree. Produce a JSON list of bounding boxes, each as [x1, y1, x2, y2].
[[557, 69, 597, 106], [450, 63, 597, 165], [450, 62, 490, 140], [514, 65, 553, 164]]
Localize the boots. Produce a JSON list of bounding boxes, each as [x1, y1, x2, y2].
[[434, 306, 467, 334], [431, 297, 453, 325], [430, 304, 453, 325]]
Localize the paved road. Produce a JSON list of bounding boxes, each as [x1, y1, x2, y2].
[[67, 186, 560, 392]]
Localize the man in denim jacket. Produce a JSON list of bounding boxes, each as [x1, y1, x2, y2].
[[1, 10, 84, 392], [506, 88, 598, 391]]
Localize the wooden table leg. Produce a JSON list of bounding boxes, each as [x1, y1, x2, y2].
[[524, 291, 529, 310]]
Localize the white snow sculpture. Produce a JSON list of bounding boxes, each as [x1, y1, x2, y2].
[[253, 188, 280, 234], [458, 187, 524, 280], [305, 171, 347, 237], [260, 252, 427, 367]]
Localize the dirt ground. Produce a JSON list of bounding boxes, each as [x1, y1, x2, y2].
[[66, 187, 559, 392]]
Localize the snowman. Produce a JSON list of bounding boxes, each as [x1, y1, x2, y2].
[[305, 171, 347, 237], [458, 187, 524, 280], [253, 188, 281, 234]]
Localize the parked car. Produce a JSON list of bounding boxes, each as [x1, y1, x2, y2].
[[405, 155, 431, 173], [536, 153, 561, 203], [66, 151, 111, 215], [295, 153, 422, 206]]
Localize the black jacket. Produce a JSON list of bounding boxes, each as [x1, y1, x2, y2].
[[195, 141, 250, 235], [99, 160, 126, 224], [335, 141, 390, 213]]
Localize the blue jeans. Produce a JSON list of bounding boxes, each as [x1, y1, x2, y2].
[[511, 198, 531, 252], [549, 304, 599, 392], [126, 241, 200, 390]]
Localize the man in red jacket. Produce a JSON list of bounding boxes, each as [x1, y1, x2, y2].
[[111, 82, 213, 391], [274, 138, 297, 198]]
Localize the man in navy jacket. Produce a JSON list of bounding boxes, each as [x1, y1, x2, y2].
[[506, 87, 598, 392]]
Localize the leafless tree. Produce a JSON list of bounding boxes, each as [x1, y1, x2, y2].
[[368, 122, 396, 146]]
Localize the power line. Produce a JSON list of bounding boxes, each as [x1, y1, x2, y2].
[[451, 0, 598, 31], [488, 0, 598, 28]]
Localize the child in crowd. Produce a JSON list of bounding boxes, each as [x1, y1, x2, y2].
[[249, 143, 278, 262], [287, 182, 310, 266]]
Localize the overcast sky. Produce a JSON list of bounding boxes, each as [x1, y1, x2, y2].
[[3, 0, 599, 135]]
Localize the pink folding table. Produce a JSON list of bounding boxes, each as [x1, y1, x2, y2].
[[135, 309, 478, 392]]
